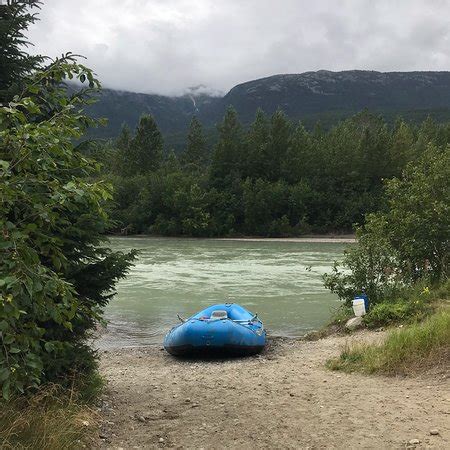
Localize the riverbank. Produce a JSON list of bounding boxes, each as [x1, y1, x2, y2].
[[98, 331, 449, 448], [215, 235, 356, 243], [110, 234, 356, 243]]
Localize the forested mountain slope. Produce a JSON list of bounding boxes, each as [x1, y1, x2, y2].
[[87, 70, 450, 140]]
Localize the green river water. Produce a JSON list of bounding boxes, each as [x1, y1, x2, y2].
[[98, 237, 349, 348]]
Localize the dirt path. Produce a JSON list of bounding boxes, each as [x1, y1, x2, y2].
[[98, 332, 449, 449]]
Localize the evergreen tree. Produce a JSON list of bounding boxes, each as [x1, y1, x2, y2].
[[354, 112, 391, 187], [415, 116, 439, 154], [244, 108, 269, 179], [164, 149, 181, 173], [435, 122, 450, 149], [0, 0, 44, 103], [129, 114, 163, 175], [210, 107, 243, 187], [181, 116, 208, 169], [265, 110, 291, 181], [281, 122, 312, 184], [389, 119, 415, 176], [114, 123, 132, 175]]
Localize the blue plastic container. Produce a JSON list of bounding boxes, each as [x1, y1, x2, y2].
[[164, 303, 266, 357], [354, 294, 369, 312]]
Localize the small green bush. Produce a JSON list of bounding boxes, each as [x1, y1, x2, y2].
[[363, 298, 430, 328], [429, 279, 450, 301]]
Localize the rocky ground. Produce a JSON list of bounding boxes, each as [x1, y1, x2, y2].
[[98, 331, 449, 449]]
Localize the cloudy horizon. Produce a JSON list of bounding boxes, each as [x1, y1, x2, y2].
[[28, 0, 450, 96]]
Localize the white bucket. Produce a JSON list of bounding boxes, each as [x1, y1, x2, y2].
[[352, 298, 366, 317]]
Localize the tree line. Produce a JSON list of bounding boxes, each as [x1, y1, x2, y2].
[[90, 109, 450, 236]]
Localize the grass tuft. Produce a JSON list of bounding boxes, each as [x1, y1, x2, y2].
[[0, 376, 103, 450], [327, 309, 450, 375]]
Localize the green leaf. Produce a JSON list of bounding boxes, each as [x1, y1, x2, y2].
[[44, 342, 55, 353], [26, 359, 41, 369], [3, 334, 14, 345], [0, 276, 17, 288], [0, 368, 10, 382], [51, 255, 62, 270], [2, 380, 10, 401], [0, 160, 10, 171]]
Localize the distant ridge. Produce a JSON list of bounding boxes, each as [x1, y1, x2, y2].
[[86, 70, 450, 142]]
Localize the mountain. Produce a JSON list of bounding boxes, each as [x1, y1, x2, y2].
[[85, 89, 216, 138], [211, 70, 450, 123], [87, 70, 450, 143]]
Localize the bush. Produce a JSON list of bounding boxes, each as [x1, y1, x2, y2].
[[323, 214, 400, 306], [363, 298, 430, 328], [324, 144, 449, 308], [362, 281, 435, 328], [0, 58, 135, 399], [384, 144, 449, 282]]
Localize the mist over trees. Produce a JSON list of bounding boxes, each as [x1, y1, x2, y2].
[[90, 109, 450, 237]]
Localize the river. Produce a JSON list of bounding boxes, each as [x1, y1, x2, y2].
[[97, 237, 349, 348]]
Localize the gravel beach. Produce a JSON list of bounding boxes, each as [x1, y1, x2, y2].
[[98, 331, 449, 449]]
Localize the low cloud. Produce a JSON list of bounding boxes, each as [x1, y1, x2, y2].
[[28, 0, 450, 96]]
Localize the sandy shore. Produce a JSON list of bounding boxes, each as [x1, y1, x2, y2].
[[98, 332, 449, 449]]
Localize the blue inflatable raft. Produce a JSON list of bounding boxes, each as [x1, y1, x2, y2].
[[164, 303, 266, 356]]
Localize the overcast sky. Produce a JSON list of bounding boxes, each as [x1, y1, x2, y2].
[[28, 0, 450, 96]]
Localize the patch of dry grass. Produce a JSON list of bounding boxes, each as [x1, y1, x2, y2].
[[0, 384, 99, 450]]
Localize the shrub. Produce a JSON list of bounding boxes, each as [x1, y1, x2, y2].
[[0, 58, 135, 399], [323, 214, 400, 306], [362, 282, 438, 328], [363, 299, 430, 328], [324, 144, 449, 307]]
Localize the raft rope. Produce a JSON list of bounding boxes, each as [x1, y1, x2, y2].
[[177, 313, 261, 325]]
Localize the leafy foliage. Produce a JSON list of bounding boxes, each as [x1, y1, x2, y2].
[[0, 57, 135, 399], [323, 143, 449, 309], [384, 145, 449, 281], [363, 298, 430, 328], [323, 215, 398, 305]]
